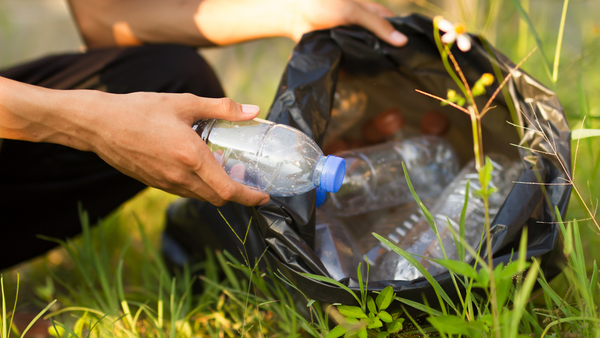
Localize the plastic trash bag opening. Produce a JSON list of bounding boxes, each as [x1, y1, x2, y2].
[[261, 13, 571, 305]]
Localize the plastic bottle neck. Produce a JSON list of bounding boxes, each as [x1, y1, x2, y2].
[[192, 119, 216, 142], [313, 156, 327, 189]]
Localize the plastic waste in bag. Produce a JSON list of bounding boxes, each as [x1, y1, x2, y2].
[[163, 15, 571, 308], [314, 210, 364, 281], [193, 118, 346, 196], [322, 82, 368, 147], [371, 154, 523, 281], [362, 202, 427, 265], [316, 135, 460, 215]]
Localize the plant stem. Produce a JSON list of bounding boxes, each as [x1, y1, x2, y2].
[[469, 108, 484, 171], [552, 0, 570, 83], [483, 194, 500, 338]]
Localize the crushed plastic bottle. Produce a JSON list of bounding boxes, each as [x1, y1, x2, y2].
[[371, 154, 522, 281], [316, 136, 460, 216], [359, 200, 433, 265], [193, 118, 346, 197], [314, 210, 364, 281]]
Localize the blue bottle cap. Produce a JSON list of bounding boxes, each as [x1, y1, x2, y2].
[[320, 155, 346, 193], [315, 187, 327, 207]]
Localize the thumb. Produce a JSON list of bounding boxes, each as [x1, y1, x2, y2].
[[194, 97, 261, 122]]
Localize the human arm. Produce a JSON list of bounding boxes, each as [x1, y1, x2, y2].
[[67, 0, 407, 48], [0, 76, 270, 206]]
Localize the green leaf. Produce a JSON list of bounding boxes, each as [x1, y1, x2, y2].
[[325, 325, 347, 338], [387, 318, 405, 333], [501, 259, 530, 280], [571, 128, 600, 140], [357, 325, 367, 338], [474, 268, 490, 288], [495, 276, 512, 310], [377, 331, 389, 338], [357, 261, 366, 308], [479, 156, 495, 196], [338, 305, 368, 319], [401, 163, 438, 235], [299, 273, 361, 304], [456, 180, 470, 262], [367, 317, 383, 329], [373, 233, 456, 311], [306, 299, 316, 308], [395, 297, 443, 316], [367, 296, 377, 314], [377, 310, 393, 323], [432, 259, 478, 279], [345, 317, 360, 324], [427, 315, 488, 336], [376, 286, 394, 311]]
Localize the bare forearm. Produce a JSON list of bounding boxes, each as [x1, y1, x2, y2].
[[68, 0, 295, 48], [0, 77, 97, 151], [0, 76, 269, 205], [67, 0, 407, 49]]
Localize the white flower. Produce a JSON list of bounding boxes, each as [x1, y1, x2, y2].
[[436, 17, 471, 52]]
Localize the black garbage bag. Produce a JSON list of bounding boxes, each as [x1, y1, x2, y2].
[[163, 14, 571, 307]]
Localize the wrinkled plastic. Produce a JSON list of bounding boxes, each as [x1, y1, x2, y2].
[[314, 210, 364, 281], [318, 136, 459, 216], [193, 118, 345, 196], [164, 14, 571, 310], [371, 155, 522, 281]]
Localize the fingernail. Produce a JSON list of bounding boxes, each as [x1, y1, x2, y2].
[[241, 104, 260, 114], [259, 197, 270, 205], [390, 30, 408, 46]]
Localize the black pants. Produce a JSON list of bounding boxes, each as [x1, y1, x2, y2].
[[0, 45, 224, 270]]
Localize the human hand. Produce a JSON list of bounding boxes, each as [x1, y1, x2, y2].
[[73, 91, 271, 206], [288, 0, 407, 46]]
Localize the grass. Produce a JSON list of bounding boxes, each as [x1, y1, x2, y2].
[[2, 0, 600, 337]]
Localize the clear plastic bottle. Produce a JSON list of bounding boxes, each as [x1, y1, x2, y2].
[[314, 210, 364, 281], [371, 155, 522, 281], [193, 118, 346, 196], [361, 201, 431, 265], [316, 136, 460, 216]]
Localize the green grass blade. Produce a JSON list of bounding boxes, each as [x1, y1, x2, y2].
[[571, 129, 600, 140], [396, 297, 443, 317], [401, 163, 438, 235], [400, 305, 429, 337], [372, 233, 455, 312], [19, 300, 57, 338], [508, 0, 552, 79], [552, 0, 570, 83], [1, 275, 6, 338], [297, 273, 361, 305], [509, 259, 539, 338], [215, 251, 241, 291], [8, 273, 18, 338], [169, 278, 177, 338], [458, 180, 470, 262]]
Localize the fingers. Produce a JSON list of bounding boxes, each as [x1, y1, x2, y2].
[[194, 144, 270, 206], [349, 2, 408, 47], [190, 96, 261, 122], [356, 0, 395, 17]]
